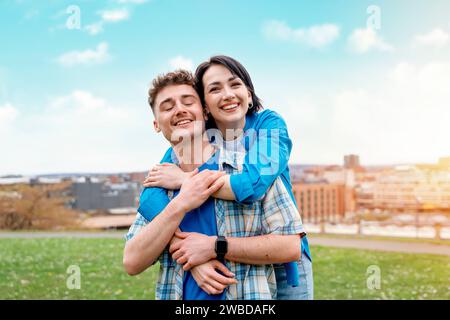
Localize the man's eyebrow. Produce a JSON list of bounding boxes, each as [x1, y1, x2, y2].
[[206, 76, 238, 89], [181, 94, 197, 99], [158, 94, 196, 107], [158, 97, 173, 106]]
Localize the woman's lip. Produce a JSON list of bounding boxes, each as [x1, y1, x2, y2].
[[221, 103, 240, 110]]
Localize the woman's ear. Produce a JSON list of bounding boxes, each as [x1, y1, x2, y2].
[[203, 105, 210, 121], [153, 120, 161, 133]]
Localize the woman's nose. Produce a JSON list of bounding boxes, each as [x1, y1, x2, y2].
[[222, 86, 236, 100]]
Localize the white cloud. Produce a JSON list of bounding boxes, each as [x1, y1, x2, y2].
[[57, 42, 110, 67], [273, 60, 450, 165], [414, 28, 450, 48], [347, 28, 394, 53], [327, 61, 450, 163], [262, 20, 340, 48], [0, 103, 18, 127], [84, 8, 131, 36], [85, 22, 104, 35], [100, 8, 129, 22], [169, 56, 194, 71], [0, 90, 164, 175]]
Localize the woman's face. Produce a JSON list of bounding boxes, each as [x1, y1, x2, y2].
[[202, 64, 251, 133]]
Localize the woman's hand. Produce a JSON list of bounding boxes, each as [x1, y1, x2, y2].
[[169, 230, 217, 271], [143, 163, 189, 189], [190, 260, 238, 295]]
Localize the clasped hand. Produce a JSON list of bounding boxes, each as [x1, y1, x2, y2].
[[143, 163, 187, 189], [169, 230, 216, 271], [169, 230, 237, 295]]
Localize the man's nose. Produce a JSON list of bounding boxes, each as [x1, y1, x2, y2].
[[173, 101, 188, 114]]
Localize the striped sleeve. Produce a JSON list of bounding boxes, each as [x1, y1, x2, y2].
[[261, 177, 305, 235], [124, 212, 150, 242]]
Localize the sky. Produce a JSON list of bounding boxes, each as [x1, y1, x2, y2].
[[1, 0, 450, 175]]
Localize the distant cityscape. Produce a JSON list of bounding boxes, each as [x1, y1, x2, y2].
[[1, 155, 450, 232]]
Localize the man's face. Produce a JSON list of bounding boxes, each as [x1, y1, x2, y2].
[[153, 84, 206, 144]]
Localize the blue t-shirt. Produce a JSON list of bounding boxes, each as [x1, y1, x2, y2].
[[139, 150, 225, 300]]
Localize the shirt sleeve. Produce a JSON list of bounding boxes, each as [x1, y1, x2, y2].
[[124, 212, 150, 242], [261, 178, 304, 235], [137, 147, 173, 222], [230, 110, 292, 204]]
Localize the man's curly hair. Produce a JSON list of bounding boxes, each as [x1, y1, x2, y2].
[[148, 69, 195, 111]]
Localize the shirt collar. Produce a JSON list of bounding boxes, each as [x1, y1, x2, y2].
[[217, 144, 245, 170]]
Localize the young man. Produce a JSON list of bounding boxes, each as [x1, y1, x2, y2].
[[123, 70, 304, 300]]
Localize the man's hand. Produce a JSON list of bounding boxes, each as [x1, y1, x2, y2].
[[143, 163, 189, 189], [190, 260, 238, 295], [169, 231, 217, 271], [175, 169, 225, 213]]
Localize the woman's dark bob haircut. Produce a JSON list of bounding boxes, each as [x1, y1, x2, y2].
[[194, 55, 263, 127]]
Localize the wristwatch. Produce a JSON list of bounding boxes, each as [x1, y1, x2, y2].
[[215, 236, 228, 260]]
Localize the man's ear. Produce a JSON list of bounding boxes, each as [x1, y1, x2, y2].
[[153, 119, 161, 133]]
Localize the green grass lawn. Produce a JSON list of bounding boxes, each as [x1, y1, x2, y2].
[[308, 232, 450, 246], [0, 238, 449, 300]]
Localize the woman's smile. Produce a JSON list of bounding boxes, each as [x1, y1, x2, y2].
[[220, 102, 240, 112]]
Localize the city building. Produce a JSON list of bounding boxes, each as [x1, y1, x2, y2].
[[355, 165, 450, 212], [344, 154, 360, 170], [71, 177, 140, 212], [290, 156, 358, 223], [292, 181, 346, 223]]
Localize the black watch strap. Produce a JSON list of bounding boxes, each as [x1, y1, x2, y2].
[[215, 235, 228, 260]]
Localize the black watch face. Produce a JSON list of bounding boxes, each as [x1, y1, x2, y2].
[[216, 239, 227, 254]]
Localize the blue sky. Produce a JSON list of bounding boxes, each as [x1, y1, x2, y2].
[[1, 0, 450, 175]]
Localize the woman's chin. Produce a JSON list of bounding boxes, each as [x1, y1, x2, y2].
[[219, 110, 246, 123]]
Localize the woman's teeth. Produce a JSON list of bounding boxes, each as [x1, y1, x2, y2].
[[222, 104, 238, 111]]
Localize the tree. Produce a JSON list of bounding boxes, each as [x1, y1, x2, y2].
[[0, 182, 80, 230]]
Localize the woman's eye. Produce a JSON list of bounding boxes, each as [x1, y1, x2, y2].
[[231, 83, 241, 88], [209, 87, 219, 93]]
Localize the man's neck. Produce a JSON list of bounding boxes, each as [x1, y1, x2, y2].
[[172, 139, 215, 172]]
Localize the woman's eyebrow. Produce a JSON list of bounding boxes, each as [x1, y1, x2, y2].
[[206, 81, 221, 89], [207, 76, 238, 88]]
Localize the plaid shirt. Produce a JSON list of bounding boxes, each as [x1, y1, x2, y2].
[[125, 146, 304, 300]]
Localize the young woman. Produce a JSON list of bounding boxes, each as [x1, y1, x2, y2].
[[143, 55, 313, 300]]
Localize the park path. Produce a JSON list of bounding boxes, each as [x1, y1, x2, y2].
[[309, 236, 450, 257], [1, 232, 449, 257], [0, 231, 124, 239]]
